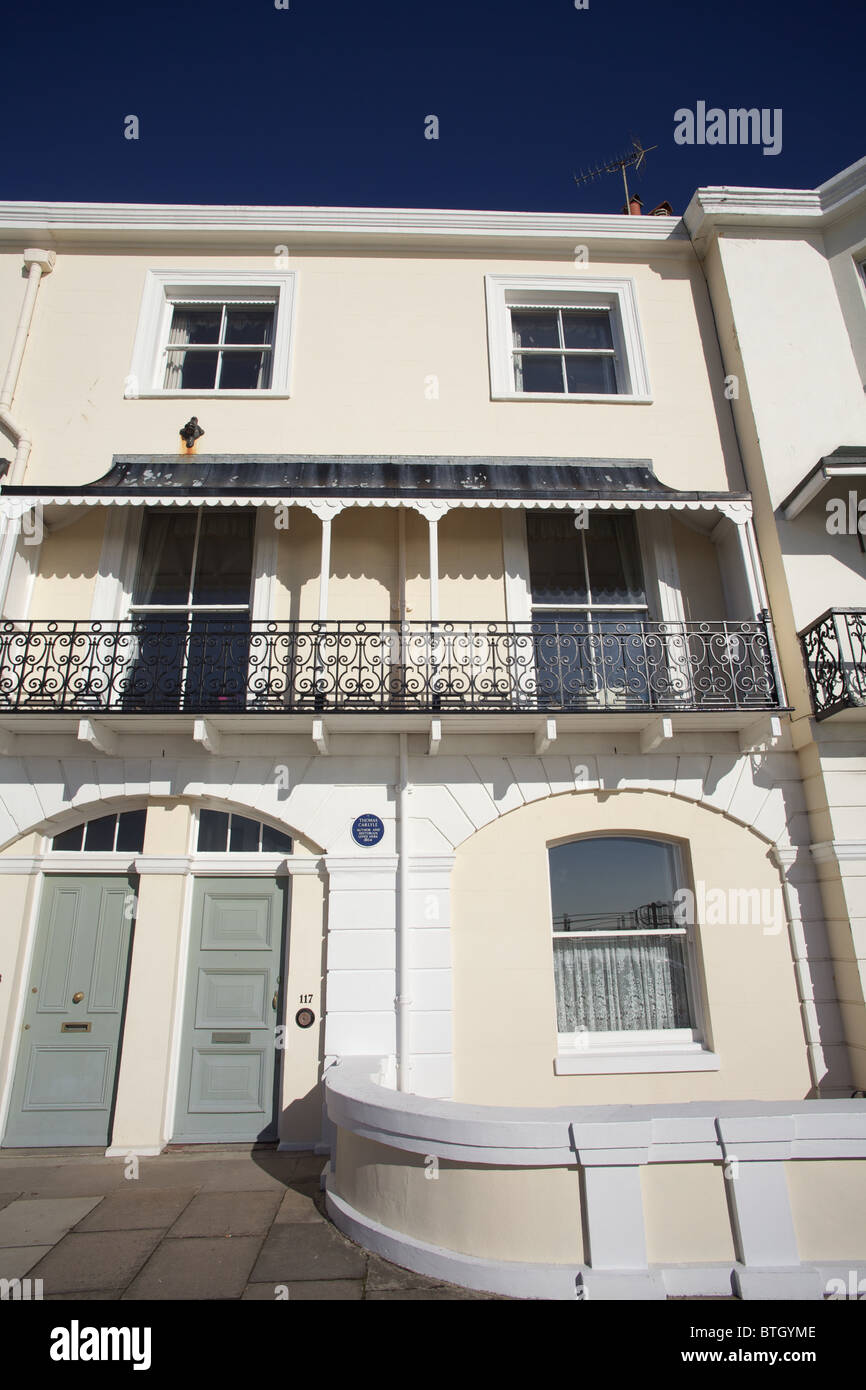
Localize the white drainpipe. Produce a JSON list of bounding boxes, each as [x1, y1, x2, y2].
[[396, 730, 411, 1091], [395, 509, 412, 1090], [0, 249, 56, 485]]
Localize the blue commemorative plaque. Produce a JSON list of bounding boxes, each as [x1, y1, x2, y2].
[[351, 813, 385, 847]]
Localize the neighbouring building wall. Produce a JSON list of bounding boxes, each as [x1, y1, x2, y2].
[[824, 203, 866, 385], [712, 232, 866, 515]]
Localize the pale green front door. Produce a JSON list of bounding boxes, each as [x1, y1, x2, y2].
[[173, 877, 288, 1142], [3, 875, 136, 1148]]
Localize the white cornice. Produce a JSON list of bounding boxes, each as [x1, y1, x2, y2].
[[685, 155, 866, 245], [0, 202, 686, 251], [810, 840, 866, 864], [0, 852, 322, 876]]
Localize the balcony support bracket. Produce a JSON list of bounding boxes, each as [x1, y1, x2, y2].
[[639, 716, 673, 755], [534, 718, 557, 755], [312, 718, 330, 756], [428, 718, 442, 756], [193, 719, 222, 755], [78, 719, 118, 756], [738, 715, 782, 753]]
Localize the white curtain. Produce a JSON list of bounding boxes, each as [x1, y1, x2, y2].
[[163, 308, 195, 390], [553, 935, 690, 1032]]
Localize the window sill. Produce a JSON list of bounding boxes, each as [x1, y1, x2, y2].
[[491, 391, 653, 404], [126, 390, 291, 400], [555, 1049, 720, 1075]]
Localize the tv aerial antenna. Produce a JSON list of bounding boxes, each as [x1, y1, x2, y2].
[[574, 137, 657, 208]]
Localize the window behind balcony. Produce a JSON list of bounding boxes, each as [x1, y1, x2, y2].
[[526, 512, 649, 707], [125, 512, 256, 711]]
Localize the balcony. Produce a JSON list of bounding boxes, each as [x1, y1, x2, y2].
[[0, 617, 782, 726], [800, 608, 866, 720]]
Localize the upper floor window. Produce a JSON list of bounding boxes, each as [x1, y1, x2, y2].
[[164, 302, 274, 390], [511, 308, 616, 394], [485, 275, 651, 402], [51, 810, 147, 853], [127, 270, 296, 399]]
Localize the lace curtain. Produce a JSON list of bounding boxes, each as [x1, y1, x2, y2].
[[554, 934, 691, 1033]]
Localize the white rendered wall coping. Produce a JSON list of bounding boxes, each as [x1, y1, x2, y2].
[[324, 1057, 866, 1167]]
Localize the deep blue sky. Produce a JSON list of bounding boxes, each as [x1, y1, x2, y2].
[[2, 0, 862, 214]]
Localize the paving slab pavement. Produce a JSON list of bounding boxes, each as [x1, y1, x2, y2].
[[0, 1147, 510, 1301]]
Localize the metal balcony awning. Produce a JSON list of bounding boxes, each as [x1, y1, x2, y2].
[[780, 446, 866, 520], [0, 454, 753, 523]]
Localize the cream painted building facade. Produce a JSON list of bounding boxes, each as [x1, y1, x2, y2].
[[686, 155, 866, 1098], [0, 197, 863, 1299]]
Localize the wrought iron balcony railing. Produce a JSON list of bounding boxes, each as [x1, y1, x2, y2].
[[0, 616, 783, 716], [800, 608, 866, 720]]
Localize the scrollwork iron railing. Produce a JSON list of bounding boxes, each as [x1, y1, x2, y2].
[[0, 616, 783, 715], [800, 608, 866, 720]]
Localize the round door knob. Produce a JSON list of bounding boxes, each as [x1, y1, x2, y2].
[[72, 992, 84, 1004]]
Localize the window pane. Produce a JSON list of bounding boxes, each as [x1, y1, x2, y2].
[[223, 308, 274, 345], [584, 514, 645, 606], [176, 350, 219, 390], [549, 837, 677, 926], [172, 308, 221, 344], [116, 809, 147, 853], [218, 351, 269, 390], [134, 513, 198, 607], [52, 824, 84, 851], [261, 824, 294, 854], [549, 837, 691, 1034], [229, 815, 261, 852], [517, 354, 565, 393], [197, 808, 229, 851], [191, 514, 255, 606], [564, 355, 617, 394], [553, 935, 692, 1031], [84, 814, 117, 852], [510, 310, 560, 349], [527, 513, 587, 604], [562, 310, 613, 350]]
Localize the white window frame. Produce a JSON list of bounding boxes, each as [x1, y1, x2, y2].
[[127, 269, 296, 399], [549, 836, 718, 1074], [485, 274, 651, 403]]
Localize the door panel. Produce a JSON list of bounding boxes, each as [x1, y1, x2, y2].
[[173, 877, 287, 1142], [3, 876, 136, 1147]]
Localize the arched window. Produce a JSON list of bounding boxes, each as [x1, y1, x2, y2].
[[549, 836, 701, 1054], [51, 810, 147, 853], [196, 810, 293, 854]]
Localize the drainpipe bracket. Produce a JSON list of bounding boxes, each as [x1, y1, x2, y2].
[[23, 249, 56, 274]]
